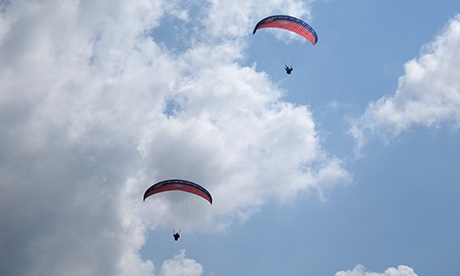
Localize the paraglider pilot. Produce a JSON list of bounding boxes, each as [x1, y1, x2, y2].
[[285, 65, 293, 74], [173, 232, 180, 241]]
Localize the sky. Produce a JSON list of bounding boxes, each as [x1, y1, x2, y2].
[[0, 0, 459, 275]]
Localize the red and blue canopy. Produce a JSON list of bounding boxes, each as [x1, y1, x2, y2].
[[253, 15, 318, 45], [143, 179, 213, 204]]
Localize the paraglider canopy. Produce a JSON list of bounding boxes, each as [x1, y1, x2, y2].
[[143, 179, 213, 241], [143, 179, 213, 204], [253, 15, 318, 45]]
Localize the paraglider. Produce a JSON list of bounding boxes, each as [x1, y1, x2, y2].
[[143, 179, 213, 241], [253, 15, 318, 74], [143, 179, 213, 203], [173, 232, 180, 241]]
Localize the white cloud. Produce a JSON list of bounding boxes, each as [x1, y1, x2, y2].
[[0, 0, 349, 275], [159, 250, 203, 276], [350, 15, 460, 152], [335, 265, 418, 276]]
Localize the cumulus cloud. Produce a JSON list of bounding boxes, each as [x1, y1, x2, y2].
[[0, 0, 349, 275], [335, 265, 418, 276], [350, 15, 460, 152], [159, 250, 203, 276]]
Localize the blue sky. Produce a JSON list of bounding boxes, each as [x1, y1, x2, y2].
[[1, 1, 459, 276]]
